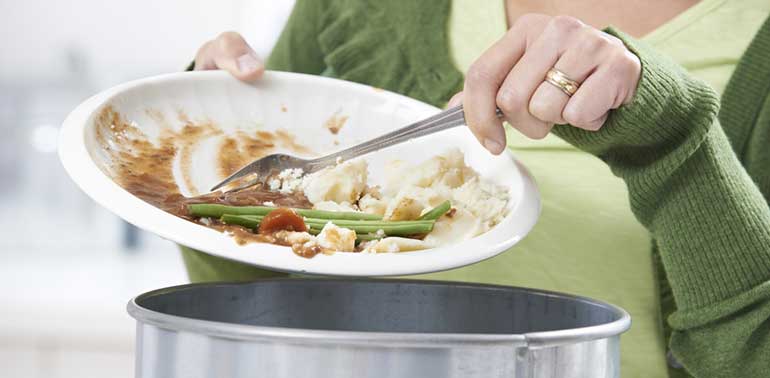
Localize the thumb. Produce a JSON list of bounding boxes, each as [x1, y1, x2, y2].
[[213, 32, 264, 82], [447, 91, 464, 108]]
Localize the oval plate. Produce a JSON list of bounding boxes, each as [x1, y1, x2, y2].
[[59, 71, 540, 276]]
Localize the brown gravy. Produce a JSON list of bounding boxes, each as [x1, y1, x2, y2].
[[95, 105, 315, 252]]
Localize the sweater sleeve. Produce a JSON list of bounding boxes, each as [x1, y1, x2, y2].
[[553, 29, 770, 377], [265, 0, 329, 74]]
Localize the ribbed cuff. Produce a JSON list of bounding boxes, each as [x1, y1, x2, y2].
[[553, 27, 770, 316], [553, 27, 719, 158], [554, 28, 721, 229]]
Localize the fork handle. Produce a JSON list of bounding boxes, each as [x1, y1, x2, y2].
[[308, 105, 503, 171]]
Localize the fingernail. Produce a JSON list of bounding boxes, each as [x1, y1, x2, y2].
[[483, 138, 503, 154], [237, 53, 261, 73]]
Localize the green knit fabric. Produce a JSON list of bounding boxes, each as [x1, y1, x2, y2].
[[181, 1, 770, 376], [179, 245, 287, 282], [266, 0, 464, 106], [553, 22, 770, 376]]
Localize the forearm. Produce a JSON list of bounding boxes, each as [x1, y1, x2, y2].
[[657, 130, 770, 376], [555, 29, 770, 376]]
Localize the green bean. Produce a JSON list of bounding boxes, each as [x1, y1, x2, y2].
[[224, 215, 434, 236], [289, 218, 433, 236], [419, 200, 452, 220], [220, 214, 263, 229], [188, 204, 382, 220], [301, 219, 434, 227], [307, 223, 431, 236], [307, 228, 382, 241], [220, 215, 383, 242]]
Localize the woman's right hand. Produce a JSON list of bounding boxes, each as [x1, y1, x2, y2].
[[194, 31, 264, 81]]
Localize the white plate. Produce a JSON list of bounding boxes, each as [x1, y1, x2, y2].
[[59, 71, 540, 276]]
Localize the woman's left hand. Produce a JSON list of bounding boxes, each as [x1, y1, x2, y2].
[[450, 14, 642, 154]]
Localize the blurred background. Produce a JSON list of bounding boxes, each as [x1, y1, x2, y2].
[[0, 1, 294, 376]]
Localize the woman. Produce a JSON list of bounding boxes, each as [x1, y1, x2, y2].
[[185, 1, 770, 376]]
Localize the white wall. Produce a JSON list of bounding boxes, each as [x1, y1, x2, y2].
[[0, 2, 295, 377], [0, 0, 295, 89]]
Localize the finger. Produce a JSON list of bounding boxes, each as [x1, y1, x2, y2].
[[194, 40, 217, 70], [464, 34, 524, 153], [497, 16, 584, 139], [213, 32, 264, 81], [464, 14, 551, 153], [529, 83, 567, 124], [447, 91, 464, 108], [528, 29, 601, 125], [562, 67, 618, 130], [563, 42, 640, 130]]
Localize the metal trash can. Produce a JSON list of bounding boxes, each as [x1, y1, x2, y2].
[[128, 279, 630, 378]]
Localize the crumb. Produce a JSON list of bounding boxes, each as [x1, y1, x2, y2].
[[280, 104, 287, 112], [323, 111, 348, 135], [268, 168, 304, 193]]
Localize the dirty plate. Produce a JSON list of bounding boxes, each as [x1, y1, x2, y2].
[[59, 71, 539, 276]]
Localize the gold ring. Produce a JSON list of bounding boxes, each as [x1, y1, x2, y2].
[[544, 68, 580, 97]]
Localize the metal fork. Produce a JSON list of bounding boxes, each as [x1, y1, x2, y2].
[[210, 105, 503, 192]]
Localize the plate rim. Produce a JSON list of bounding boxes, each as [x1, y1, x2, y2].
[[59, 70, 541, 277]]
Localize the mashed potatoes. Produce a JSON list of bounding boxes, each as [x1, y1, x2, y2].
[[296, 148, 510, 252], [302, 159, 368, 205]]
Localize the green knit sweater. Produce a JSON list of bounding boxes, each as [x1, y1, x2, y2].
[[184, 1, 770, 376]]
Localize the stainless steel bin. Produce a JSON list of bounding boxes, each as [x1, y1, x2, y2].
[[128, 279, 630, 377]]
